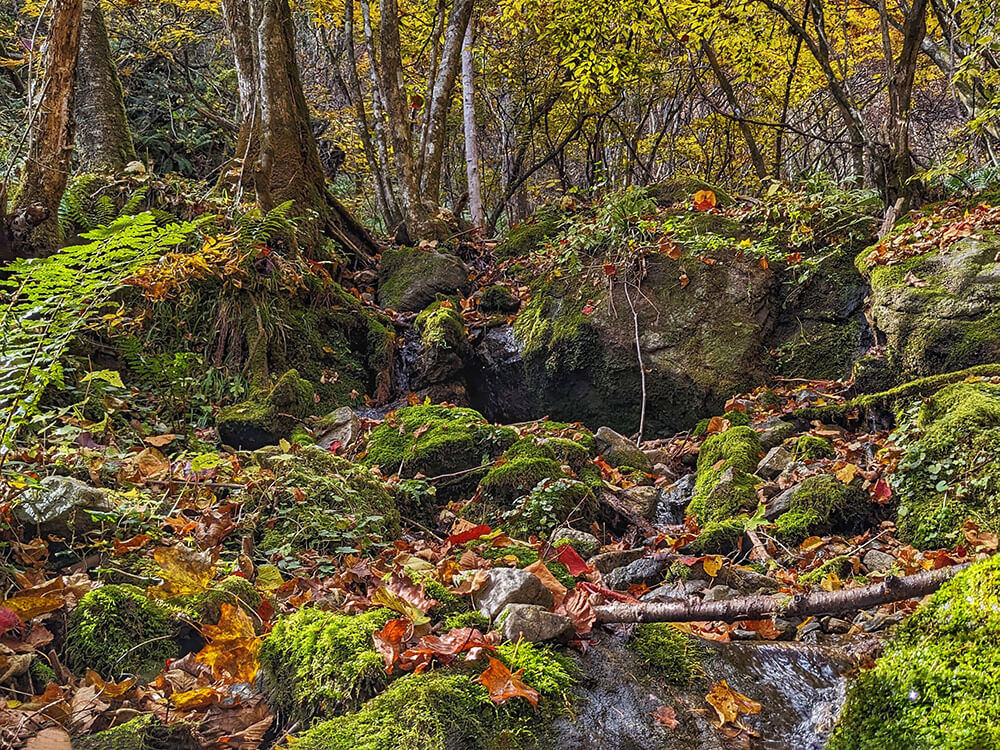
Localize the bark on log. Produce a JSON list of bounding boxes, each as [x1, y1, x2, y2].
[[594, 562, 971, 624]]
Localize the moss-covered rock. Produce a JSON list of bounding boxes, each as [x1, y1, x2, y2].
[[494, 207, 564, 261], [74, 714, 197, 750], [688, 426, 762, 523], [828, 555, 1000, 749], [64, 584, 178, 681], [192, 574, 262, 625], [250, 444, 400, 555], [646, 176, 734, 208], [859, 234, 1000, 379], [378, 248, 470, 312], [794, 434, 835, 460], [688, 518, 747, 555], [217, 368, 316, 449], [413, 301, 470, 385], [290, 644, 575, 750], [363, 404, 516, 479], [627, 623, 702, 686], [891, 381, 1000, 548], [258, 606, 395, 722], [503, 477, 598, 538], [771, 475, 867, 545], [479, 285, 521, 314]]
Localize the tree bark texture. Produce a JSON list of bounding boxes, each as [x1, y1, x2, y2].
[[461, 17, 485, 234]]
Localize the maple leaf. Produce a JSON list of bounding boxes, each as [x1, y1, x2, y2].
[[479, 657, 540, 707], [693, 190, 717, 212], [705, 679, 761, 727], [871, 479, 892, 503], [196, 603, 261, 684], [603, 263, 617, 276], [556, 587, 596, 635], [401, 628, 498, 671], [172, 686, 224, 710], [373, 617, 413, 672], [148, 545, 216, 598]]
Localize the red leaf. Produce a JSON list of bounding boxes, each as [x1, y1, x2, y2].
[[479, 657, 540, 707], [653, 705, 680, 729], [871, 478, 892, 503], [552, 543, 589, 577], [582, 303, 595, 315], [373, 617, 413, 672], [0, 606, 23, 635], [446, 524, 492, 546], [603, 263, 617, 276]]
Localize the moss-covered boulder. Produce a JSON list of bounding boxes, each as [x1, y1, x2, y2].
[[794, 434, 835, 460], [479, 285, 521, 314], [627, 623, 702, 686], [74, 714, 197, 750], [512, 234, 776, 436], [860, 234, 1000, 379], [829, 555, 1000, 749], [378, 247, 470, 312], [249, 444, 400, 555], [363, 404, 516, 479], [192, 574, 262, 625], [258, 606, 395, 722], [413, 301, 470, 385], [688, 426, 762, 524], [217, 368, 316, 449], [289, 642, 576, 750], [64, 584, 178, 681], [771, 474, 867, 545], [494, 207, 564, 261], [891, 381, 1000, 548]]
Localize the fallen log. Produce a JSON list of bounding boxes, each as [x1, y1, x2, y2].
[[594, 562, 971, 624]]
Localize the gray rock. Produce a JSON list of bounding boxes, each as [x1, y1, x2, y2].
[[621, 485, 661, 519], [822, 617, 852, 634], [639, 583, 687, 603], [500, 604, 574, 643], [778, 461, 809, 483], [862, 549, 897, 574], [756, 417, 796, 450], [473, 568, 555, 620], [757, 446, 794, 479], [551, 527, 600, 559], [730, 628, 761, 641], [590, 548, 645, 575], [316, 407, 360, 451], [377, 248, 471, 312], [765, 485, 796, 521], [796, 620, 822, 642], [604, 557, 666, 591], [773, 618, 799, 640], [702, 585, 735, 602], [14, 476, 113, 536], [706, 467, 756, 515], [594, 427, 652, 471], [657, 474, 695, 526]]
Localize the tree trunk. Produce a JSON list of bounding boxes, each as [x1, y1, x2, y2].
[[594, 562, 971, 624], [12, 0, 84, 256], [461, 17, 485, 235], [74, 0, 134, 174], [218, 0, 259, 197]]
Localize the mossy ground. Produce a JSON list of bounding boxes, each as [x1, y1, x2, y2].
[[64, 584, 178, 681], [627, 623, 702, 686], [258, 606, 395, 722], [829, 556, 1000, 749], [74, 714, 197, 750], [216, 368, 315, 443]]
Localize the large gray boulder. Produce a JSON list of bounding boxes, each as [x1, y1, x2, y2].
[[499, 604, 574, 643], [472, 568, 555, 620], [14, 476, 114, 536], [378, 248, 471, 312]]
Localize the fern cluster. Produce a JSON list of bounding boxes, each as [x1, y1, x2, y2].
[[58, 174, 153, 235]]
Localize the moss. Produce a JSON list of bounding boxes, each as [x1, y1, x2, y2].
[[540, 437, 591, 471], [479, 457, 564, 505], [192, 575, 262, 625], [775, 318, 863, 381], [789, 404, 850, 423], [364, 405, 517, 479], [64, 584, 177, 681], [378, 247, 469, 311], [495, 641, 577, 701], [852, 364, 1000, 410], [479, 542, 540, 568], [504, 477, 598, 538], [646, 176, 734, 207], [415, 301, 467, 350], [799, 555, 854, 586], [628, 623, 701, 686], [217, 368, 316, 446], [828, 556, 1000, 749], [688, 426, 762, 523], [424, 579, 469, 620], [494, 208, 564, 260], [74, 714, 197, 750], [693, 410, 750, 436], [479, 285, 521, 314], [892, 381, 1000, 548], [251, 445, 400, 555], [29, 659, 58, 686], [258, 606, 395, 722], [794, 434, 835, 460], [443, 611, 490, 631], [689, 517, 746, 555], [771, 475, 867, 545]]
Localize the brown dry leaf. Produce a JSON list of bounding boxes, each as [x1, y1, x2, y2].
[[963, 520, 999, 552], [903, 271, 929, 288], [147, 545, 216, 598], [85, 669, 136, 700], [144, 433, 178, 447], [705, 416, 730, 435], [556, 587, 596, 635], [679, 272, 690, 288], [705, 679, 761, 727], [24, 728, 72, 750], [136, 447, 171, 478], [739, 619, 783, 640], [479, 657, 540, 707], [799, 536, 825, 553], [652, 705, 680, 729], [112, 533, 151, 556], [195, 604, 260, 684], [524, 560, 567, 606], [372, 586, 431, 626], [373, 617, 413, 672]]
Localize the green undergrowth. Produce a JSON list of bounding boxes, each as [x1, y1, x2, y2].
[[627, 623, 702, 686], [258, 606, 395, 722], [74, 714, 197, 750], [828, 555, 1000, 749]]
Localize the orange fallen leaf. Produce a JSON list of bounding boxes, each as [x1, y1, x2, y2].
[[652, 704, 680, 729], [705, 679, 761, 727], [147, 545, 216, 598], [479, 657, 539, 707], [112, 533, 151, 556], [693, 190, 717, 212], [196, 603, 260, 684]]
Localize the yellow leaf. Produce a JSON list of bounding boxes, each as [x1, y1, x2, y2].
[[705, 679, 761, 727], [171, 686, 223, 710], [85, 669, 136, 699], [0, 595, 63, 621], [701, 555, 723, 578], [147, 545, 216, 598], [371, 586, 431, 626], [195, 604, 260, 684], [800, 536, 825, 552], [821, 573, 842, 591]]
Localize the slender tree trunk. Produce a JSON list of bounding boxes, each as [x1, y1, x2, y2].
[[218, 0, 259, 196], [74, 0, 134, 174], [12, 0, 84, 256], [461, 17, 485, 235]]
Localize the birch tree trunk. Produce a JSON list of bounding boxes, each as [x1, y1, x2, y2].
[[461, 17, 485, 234], [12, 0, 83, 256], [74, 0, 134, 174]]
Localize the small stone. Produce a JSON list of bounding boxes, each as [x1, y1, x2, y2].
[[472, 568, 555, 620], [13, 476, 113, 536], [773, 618, 799, 640], [822, 617, 852, 634], [796, 620, 822, 642], [316, 407, 360, 451], [730, 628, 761, 641], [756, 417, 796, 450], [590, 548, 645, 575], [640, 583, 687, 603], [499, 604, 574, 643], [765, 485, 796, 521], [621, 486, 661, 519], [862, 549, 897, 574], [657, 474, 695, 526], [778, 461, 809, 483], [604, 557, 666, 591], [756, 446, 794, 480], [702, 585, 735, 602], [594, 427, 652, 471], [860, 611, 903, 633], [551, 527, 601, 559]]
